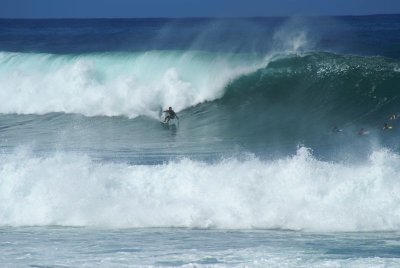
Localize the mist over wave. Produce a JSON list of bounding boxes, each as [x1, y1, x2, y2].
[[0, 16, 329, 119], [1, 147, 400, 231]]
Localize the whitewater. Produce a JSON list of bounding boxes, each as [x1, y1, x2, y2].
[[2, 147, 400, 232], [1, 16, 400, 267], [0, 51, 263, 117]]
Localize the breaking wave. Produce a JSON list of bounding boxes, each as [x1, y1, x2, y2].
[[1, 147, 400, 231]]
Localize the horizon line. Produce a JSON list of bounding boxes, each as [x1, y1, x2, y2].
[[0, 13, 399, 20]]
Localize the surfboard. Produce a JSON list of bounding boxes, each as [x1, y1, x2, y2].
[[160, 118, 179, 126], [160, 115, 179, 126]]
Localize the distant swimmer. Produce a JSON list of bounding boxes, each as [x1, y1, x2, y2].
[[358, 128, 369, 136], [389, 114, 399, 120], [163, 107, 179, 123], [332, 126, 343, 133], [382, 123, 393, 130]]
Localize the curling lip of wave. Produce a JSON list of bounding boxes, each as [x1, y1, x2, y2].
[[0, 51, 265, 118]]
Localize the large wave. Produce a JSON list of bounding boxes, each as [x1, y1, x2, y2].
[[1, 51, 400, 156], [1, 147, 400, 231], [1, 51, 399, 124]]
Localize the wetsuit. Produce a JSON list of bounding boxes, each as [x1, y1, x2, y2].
[[164, 109, 178, 122]]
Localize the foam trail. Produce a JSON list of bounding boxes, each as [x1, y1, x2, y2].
[[0, 51, 263, 118], [1, 147, 400, 231]]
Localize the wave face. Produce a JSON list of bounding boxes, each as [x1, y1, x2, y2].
[[201, 52, 400, 152], [1, 147, 400, 231]]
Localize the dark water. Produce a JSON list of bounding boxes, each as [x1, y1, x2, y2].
[[1, 15, 400, 57]]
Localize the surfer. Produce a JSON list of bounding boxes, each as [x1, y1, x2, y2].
[[358, 128, 369, 136], [163, 107, 179, 123], [382, 123, 393, 130], [332, 126, 343, 133]]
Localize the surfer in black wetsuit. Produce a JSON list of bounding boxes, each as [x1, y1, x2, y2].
[[163, 107, 179, 123], [382, 123, 393, 130]]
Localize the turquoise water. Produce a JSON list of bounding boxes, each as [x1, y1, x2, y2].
[[2, 227, 400, 267]]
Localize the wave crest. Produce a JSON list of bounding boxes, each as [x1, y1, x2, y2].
[[0, 51, 262, 118]]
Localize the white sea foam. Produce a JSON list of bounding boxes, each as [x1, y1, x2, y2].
[[1, 147, 400, 231], [0, 51, 263, 118]]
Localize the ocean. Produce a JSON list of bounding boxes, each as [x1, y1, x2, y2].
[[1, 15, 400, 267]]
